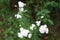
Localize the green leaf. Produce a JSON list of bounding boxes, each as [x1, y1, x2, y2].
[[37, 9, 50, 17], [47, 19, 54, 25]]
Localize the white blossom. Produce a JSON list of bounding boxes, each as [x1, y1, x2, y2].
[[18, 1, 26, 7], [19, 28, 30, 37], [21, 29, 30, 37], [41, 16, 44, 19], [18, 1, 26, 12], [36, 21, 41, 26], [45, 28, 49, 34], [39, 25, 49, 34], [28, 33, 32, 38], [43, 24, 47, 28], [30, 27, 34, 30], [15, 14, 22, 18], [18, 33, 23, 38], [39, 25, 45, 33], [20, 27, 24, 32], [31, 24, 35, 27], [30, 24, 35, 30], [19, 8, 24, 12]]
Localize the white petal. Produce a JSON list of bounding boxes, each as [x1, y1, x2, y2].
[[45, 28, 49, 34], [39, 27, 45, 34], [15, 14, 22, 18], [39, 25, 46, 34], [32, 24, 35, 27], [28, 34, 32, 38], [44, 24, 47, 28], [21, 29, 30, 37], [18, 15, 22, 18], [41, 16, 44, 19], [30, 26, 34, 30], [18, 33, 23, 38], [36, 21, 41, 23], [36, 23, 40, 26], [18, 1, 26, 7], [19, 8, 24, 12], [36, 21, 41, 26], [40, 25, 47, 29], [20, 27, 24, 32], [40, 25, 44, 29], [30, 24, 35, 30]]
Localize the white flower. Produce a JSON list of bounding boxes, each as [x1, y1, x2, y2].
[[15, 14, 22, 18], [19, 8, 24, 12], [18, 1, 26, 12], [18, 33, 23, 38], [18, 28, 30, 38], [36, 21, 41, 26], [45, 28, 49, 34], [30, 27, 34, 30], [30, 24, 35, 30], [41, 16, 44, 19], [28, 34, 32, 38], [32, 24, 35, 27], [18, 1, 26, 7], [21, 29, 30, 37], [20, 28, 30, 37], [20, 27, 24, 32], [39, 25, 49, 34], [43, 24, 47, 28], [39, 25, 45, 33]]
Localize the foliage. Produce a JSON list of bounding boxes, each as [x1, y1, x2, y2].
[[0, 0, 59, 40]]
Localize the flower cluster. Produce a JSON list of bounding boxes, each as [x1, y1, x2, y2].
[[36, 21, 49, 34], [17, 1, 49, 39], [18, 1, 26, 7], [18, 1, 26, 12], [39, 25, 49, 34], [15, 1, 26, 19], [36, 21, 41, 26], [18, 27, 32, 38], [30, 24, 35, 30], [15, 13, 22, 19]]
